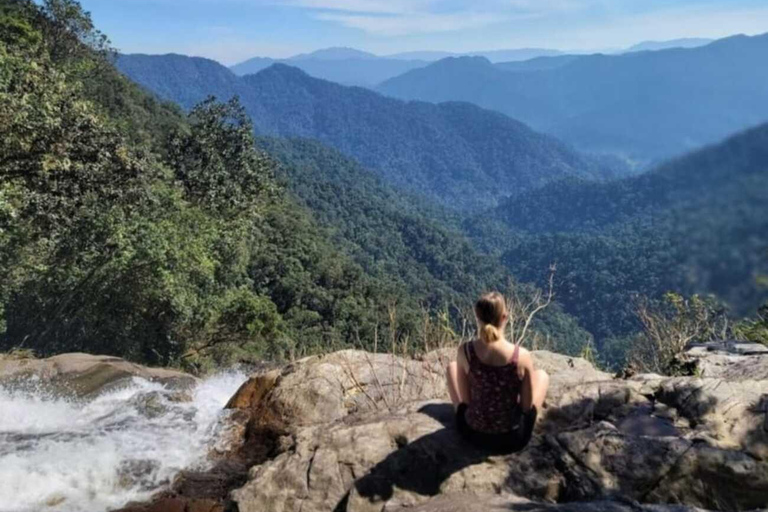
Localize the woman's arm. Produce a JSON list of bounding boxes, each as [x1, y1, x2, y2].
[[518, 350, 535, 412], [455, 343, 472, 404]]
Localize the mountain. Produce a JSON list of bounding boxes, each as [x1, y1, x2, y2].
[[257, 137, 591, 354], [379, 33, 768, 166], [230, 48, 427, 86], [229, 47, 564, 85], [117, 54, 622, 211], [386, 48, 562, 63], [229, 56, 276, 76], [470, 123, 768, 357], [386, 50, 459, 61], [495, 54, 583, 72], [625, 37, 714, 53], [477, 48, 563, 62], [290, 47, 378, 61]]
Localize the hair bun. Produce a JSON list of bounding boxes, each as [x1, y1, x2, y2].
[[481, 324, 500, 344]]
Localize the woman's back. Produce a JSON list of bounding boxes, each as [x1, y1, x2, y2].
[[464, 340, 524, 434]]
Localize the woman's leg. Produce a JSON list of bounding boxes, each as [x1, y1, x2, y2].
[[531, 369, 550, 411], [445, 361, 470, 410]]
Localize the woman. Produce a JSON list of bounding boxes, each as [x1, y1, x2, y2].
[[445, 291, 549, 453]]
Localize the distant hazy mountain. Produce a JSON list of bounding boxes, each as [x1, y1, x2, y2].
[[229, 46, 564, 85], [379, 33, 768, 166], [385, 50, 459, 61], [386, 48, 562, 63], [117, 54, 622, 210], [230, 48, 427, 86], [625, 37, 714, 53], [495, 54, 583, 72], [229, 56, 276, 76], [290, 47, 378, 61]]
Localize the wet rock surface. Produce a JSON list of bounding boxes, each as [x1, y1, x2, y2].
[[0, 352, 197, 397]]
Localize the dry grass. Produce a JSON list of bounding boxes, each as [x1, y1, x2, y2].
[[0, 348, 37, 362]]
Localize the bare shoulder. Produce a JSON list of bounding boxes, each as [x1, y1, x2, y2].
[[517, 345, 532, 362], [516, 346, 535, 370]]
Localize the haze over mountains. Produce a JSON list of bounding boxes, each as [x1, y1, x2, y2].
[[227, 39, 714, 87], [117, 54, 622, 211], [229, 47, 566, 86], [379, 33, 768, 166]]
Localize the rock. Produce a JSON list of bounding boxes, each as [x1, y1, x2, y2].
[[227, 349, 611, 432], [686, 341, 768, 381], [397, 493, 723, 512], [227, 347, 768, 512], [0, 353, 197, 397]]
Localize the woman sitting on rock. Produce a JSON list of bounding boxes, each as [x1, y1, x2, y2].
[[445, 291, 549, 453]]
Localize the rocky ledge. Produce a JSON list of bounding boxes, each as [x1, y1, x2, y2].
[[121, 342, 767, 512], [14, 343, 767, 512], [0, 352, 197, 397]]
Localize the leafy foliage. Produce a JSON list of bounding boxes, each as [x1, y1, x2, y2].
[[628, 293, 731, 375]]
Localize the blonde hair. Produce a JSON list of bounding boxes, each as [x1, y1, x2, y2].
[[475, 292, 507, 344]]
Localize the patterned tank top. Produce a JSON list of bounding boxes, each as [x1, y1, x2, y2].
[[464, 341, 523, 434]]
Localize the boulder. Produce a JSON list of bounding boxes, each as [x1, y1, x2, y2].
[[0, 352, 197, 397], [227, 347, 768, 512], [686, 341, 768, 380]]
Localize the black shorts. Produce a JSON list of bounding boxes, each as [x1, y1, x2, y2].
[[455, 403, 537, 454]]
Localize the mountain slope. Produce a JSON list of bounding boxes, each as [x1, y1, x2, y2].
[[471, 124, 768, 350], [117, 55, 621, 211], [257, 137, 592, 355], [379, 33, 768, 165]]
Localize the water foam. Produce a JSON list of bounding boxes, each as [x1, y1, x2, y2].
[[0, 370, 247, 512]]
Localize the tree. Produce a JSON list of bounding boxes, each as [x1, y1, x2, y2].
[[168, 96, 276, 215], [628, 293, 731, 375]]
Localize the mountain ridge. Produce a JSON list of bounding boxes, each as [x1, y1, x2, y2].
[[117, 55, 624, 211], [379, 32, 768, 166]]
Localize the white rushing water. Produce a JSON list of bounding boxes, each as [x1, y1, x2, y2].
[[0, 370, 248, 512]]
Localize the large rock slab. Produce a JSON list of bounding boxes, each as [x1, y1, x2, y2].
[[228, 347, 768, 512], [687, 341, 768, 381], [226, 349, 612, 432], [0, 353, 197, 397]]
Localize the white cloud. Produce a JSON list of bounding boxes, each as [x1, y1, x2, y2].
[[279, 0, 438, 15], [315, 11, 508, 35], [294, 0, 603, 35]]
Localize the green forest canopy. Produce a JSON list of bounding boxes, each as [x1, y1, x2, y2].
[[0, 0, 591, 370]]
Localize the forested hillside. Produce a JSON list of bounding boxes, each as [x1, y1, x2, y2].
[[379, 34, 768, 166], [0, 0, 591, 369], [469, 125, 768, 362], [116, 54, 622, 211]]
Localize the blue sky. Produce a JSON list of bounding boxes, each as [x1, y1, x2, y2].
[[80, 0, 768, 64]]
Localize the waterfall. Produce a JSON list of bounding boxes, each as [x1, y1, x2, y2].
[[0, 370, 248, 512]]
